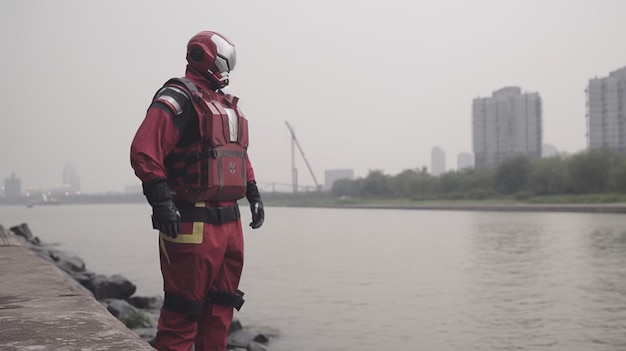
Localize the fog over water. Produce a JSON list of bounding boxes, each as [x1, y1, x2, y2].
[[2, 205, 626, 350], [1, 1, 626, 194]]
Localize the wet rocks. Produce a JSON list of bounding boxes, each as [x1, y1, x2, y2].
[[7, 222, 278, 350]]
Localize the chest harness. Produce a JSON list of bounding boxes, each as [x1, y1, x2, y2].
[[159, 78, 249, 204]]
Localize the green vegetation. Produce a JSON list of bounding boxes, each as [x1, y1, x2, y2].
[[119, 311, 152, 329], [264, 149, 626, 207]]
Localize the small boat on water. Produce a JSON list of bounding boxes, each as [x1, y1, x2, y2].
[[26, 194, 61, 208]]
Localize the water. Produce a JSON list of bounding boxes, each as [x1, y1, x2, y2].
[[1, 204, 626, 351]]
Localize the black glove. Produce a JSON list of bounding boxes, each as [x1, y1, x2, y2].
[[151, 199, 181, 238], [249, 202, 264, 229], [143, 180, 181, 238], [246, 181, 264, 229]]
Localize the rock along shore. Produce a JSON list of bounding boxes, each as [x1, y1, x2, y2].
[[0, 223, 277, 351]]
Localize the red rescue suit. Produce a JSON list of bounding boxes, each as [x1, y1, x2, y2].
[[130, 68, 255, 351]]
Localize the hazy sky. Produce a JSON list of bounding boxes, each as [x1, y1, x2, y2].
[[2, 0, 625, 194]]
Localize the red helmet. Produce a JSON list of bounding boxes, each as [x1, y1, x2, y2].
[[186, 31, 237, 88]]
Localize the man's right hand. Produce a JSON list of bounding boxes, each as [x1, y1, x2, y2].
[[151, 199, 181, 238], [143, 180, 180, 239]]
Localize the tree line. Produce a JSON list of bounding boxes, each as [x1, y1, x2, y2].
[[330, 149, 626, 201]]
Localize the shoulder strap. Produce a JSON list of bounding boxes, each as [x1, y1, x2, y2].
[[150, 77, 198, 116], [223, 94, 239, 107], [165, 77, 199, 95]]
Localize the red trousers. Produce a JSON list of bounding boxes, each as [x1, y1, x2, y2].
[[154, 218, 244, 351]]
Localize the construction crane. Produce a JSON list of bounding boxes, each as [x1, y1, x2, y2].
[[285, 121, 321, 192]]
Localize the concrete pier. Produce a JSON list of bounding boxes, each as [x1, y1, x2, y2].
[[0, 229, 155, 351]]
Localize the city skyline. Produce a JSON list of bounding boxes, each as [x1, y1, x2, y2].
[[4, 61, 626, 194], [1, 1, 625, 194], [3, 64, 624, 195]]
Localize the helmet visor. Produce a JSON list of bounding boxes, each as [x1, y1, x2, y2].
[[212, 35, 236, 74]]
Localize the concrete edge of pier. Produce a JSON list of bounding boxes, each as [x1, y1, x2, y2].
[[0, 227, 155, 351]]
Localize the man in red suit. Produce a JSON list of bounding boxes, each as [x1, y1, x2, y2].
[[130, 30, 264, 351]]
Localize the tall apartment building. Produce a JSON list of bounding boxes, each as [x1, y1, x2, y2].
[[430, 146, 446, 176], [472, 86, 542, 169], [457, 152, 474, 170], [4, 173, 21, 198], [62, 162, 81, 193], [586, 66, 626, 152]]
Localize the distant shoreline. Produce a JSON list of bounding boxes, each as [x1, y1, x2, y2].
[[277, 202, 626, 214], [0, 193, 145, 206], [2, 195, 626, 214]]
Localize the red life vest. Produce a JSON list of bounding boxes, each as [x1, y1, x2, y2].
[[162, 78, 249, 203]]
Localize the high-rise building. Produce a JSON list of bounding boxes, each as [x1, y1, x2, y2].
[[586, 66, 626, 152], [457, 152, 474, 170], [324, 169, 354, 191], [4, 173, 21, 198], [430, 146, 446, 176], [62, 162, 80, 193], [472, 86, 542, 169]]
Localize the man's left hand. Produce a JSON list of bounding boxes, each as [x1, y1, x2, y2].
[[249, 202, 264, 229]]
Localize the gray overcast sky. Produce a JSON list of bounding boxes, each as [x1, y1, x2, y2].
[[1, 0, 625, 194]]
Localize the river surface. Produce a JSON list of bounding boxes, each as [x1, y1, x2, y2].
[[1, 204, 626, 351]]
